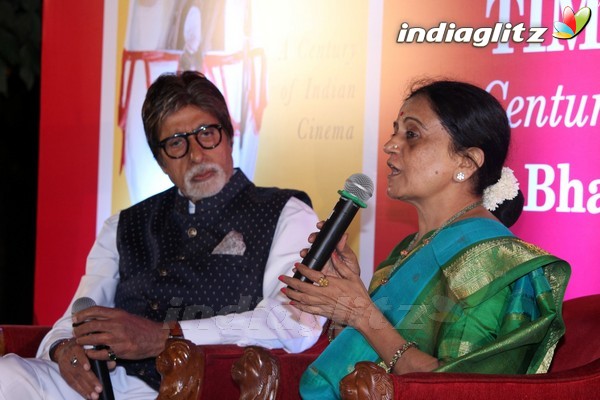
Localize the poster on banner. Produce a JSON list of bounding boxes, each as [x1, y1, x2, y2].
[[98, 0, 371, 271]]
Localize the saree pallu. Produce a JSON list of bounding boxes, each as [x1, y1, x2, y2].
[[299, 218, 570, 399]]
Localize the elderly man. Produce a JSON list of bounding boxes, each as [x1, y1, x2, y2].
[[0, 71, 323, 399]]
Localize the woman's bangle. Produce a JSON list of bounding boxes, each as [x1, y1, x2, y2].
[[327, 320, 335, 342], [327, 320, 346, 342], [386, 341, 418, 373]]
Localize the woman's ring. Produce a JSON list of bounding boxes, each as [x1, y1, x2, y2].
[[107, 348, 118, 362], [318, 276, 329, 287], [70, 355, 79, 367]]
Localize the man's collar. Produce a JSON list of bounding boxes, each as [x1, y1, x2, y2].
[[175, 168, 251, 214]]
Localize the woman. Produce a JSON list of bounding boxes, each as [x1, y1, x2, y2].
[[280, 80, 571, 399]]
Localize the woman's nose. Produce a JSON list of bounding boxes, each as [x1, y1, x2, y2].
[[383, 140, 399, 154]]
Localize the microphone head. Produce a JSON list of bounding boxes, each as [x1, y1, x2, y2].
[[344, 173, 374, 203], [72, 297, 97, 314]]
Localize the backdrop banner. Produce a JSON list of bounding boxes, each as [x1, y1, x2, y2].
[[35, 0, 599, 324]]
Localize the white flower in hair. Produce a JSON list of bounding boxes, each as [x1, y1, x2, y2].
[[483, 167, 519, 211]]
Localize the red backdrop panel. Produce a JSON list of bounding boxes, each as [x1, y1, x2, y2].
[[34, 0, 103, 324]]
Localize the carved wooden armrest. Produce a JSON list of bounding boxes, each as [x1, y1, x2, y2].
[[156, 338, 204, 400], [156, 336, 326, 399], [231, 346, 280, 400], [340, 361, 394, 400]]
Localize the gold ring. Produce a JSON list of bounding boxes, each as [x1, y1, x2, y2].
[[317, 276, 329, 287], [70, 355, 79, 367], [107, 348, 117, 362]]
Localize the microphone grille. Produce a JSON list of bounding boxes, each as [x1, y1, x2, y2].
[[72, 297, 97, 314], [344, 173, 374, 203]]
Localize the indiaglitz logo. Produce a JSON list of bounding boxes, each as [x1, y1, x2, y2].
[[396, 2, 600, 52], [396, 22, 547, 48], [552, 6, 592, 39]]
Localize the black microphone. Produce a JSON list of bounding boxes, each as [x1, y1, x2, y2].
[[293, 173, 374, 283], [72, 297, 115, 400]]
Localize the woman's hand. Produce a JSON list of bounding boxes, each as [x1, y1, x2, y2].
[[280, 239, 374, 329], [300, 221, 360, 278]]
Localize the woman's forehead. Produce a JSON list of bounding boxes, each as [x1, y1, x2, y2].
[[397, 96, 439, 124]]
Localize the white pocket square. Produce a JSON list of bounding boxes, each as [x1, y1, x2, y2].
[[212, 230, 246, 255]]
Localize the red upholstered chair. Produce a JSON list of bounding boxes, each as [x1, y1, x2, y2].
[[157, 333, 330, 400], [8, 295, 596, 399], [338, 294, 600, 400], [0, 325, 51, 357]]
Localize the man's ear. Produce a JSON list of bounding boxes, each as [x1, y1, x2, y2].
[[457, 147, 484, 179]]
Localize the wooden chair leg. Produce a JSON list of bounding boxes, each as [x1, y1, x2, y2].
[[232, 346, 280, 400], [157, 338, 204, 400], [340, 361, 394, 400]]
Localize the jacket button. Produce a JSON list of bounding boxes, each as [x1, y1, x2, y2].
[[150, 301, 159, 311], [158, 269, 168, 277], [187, 227, 197, 238]]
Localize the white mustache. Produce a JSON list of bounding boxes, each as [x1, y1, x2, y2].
[[185, 163, 221, 180]]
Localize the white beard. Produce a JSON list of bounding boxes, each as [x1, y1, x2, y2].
[[182, 162, 228, 202]]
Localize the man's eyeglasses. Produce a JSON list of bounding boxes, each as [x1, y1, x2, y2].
[[159, 124, 223, 159]]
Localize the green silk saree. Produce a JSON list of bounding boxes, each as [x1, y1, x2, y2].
[[299, 218, 570, 399]]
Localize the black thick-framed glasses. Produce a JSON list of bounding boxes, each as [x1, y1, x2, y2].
[[158, 124, 223, 159]]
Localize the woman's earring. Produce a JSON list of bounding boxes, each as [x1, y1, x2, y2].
[[456, 172, 466, 181]]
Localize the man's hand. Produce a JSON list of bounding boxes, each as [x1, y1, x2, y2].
[[72, 306, 169, 362], [54, 338, 104, 400]]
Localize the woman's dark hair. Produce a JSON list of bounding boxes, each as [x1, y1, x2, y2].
[[407, 79, 523, 227], [491, 189, 524, 228], [141, 70, 234, 165]]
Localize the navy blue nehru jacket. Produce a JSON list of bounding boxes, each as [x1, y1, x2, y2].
[[114, 169, 311, 389]]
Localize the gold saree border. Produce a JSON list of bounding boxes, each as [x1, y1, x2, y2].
[[443, 237, 549, 302]]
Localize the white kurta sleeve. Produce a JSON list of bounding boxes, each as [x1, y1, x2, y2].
[[36, 213, 121, 359], [180, 196, 326, 352]]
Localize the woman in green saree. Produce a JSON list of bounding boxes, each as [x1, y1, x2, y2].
[[280, 80, 571, 399]]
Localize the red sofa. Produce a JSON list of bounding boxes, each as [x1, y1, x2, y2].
[[3, 294, 599, 399]]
